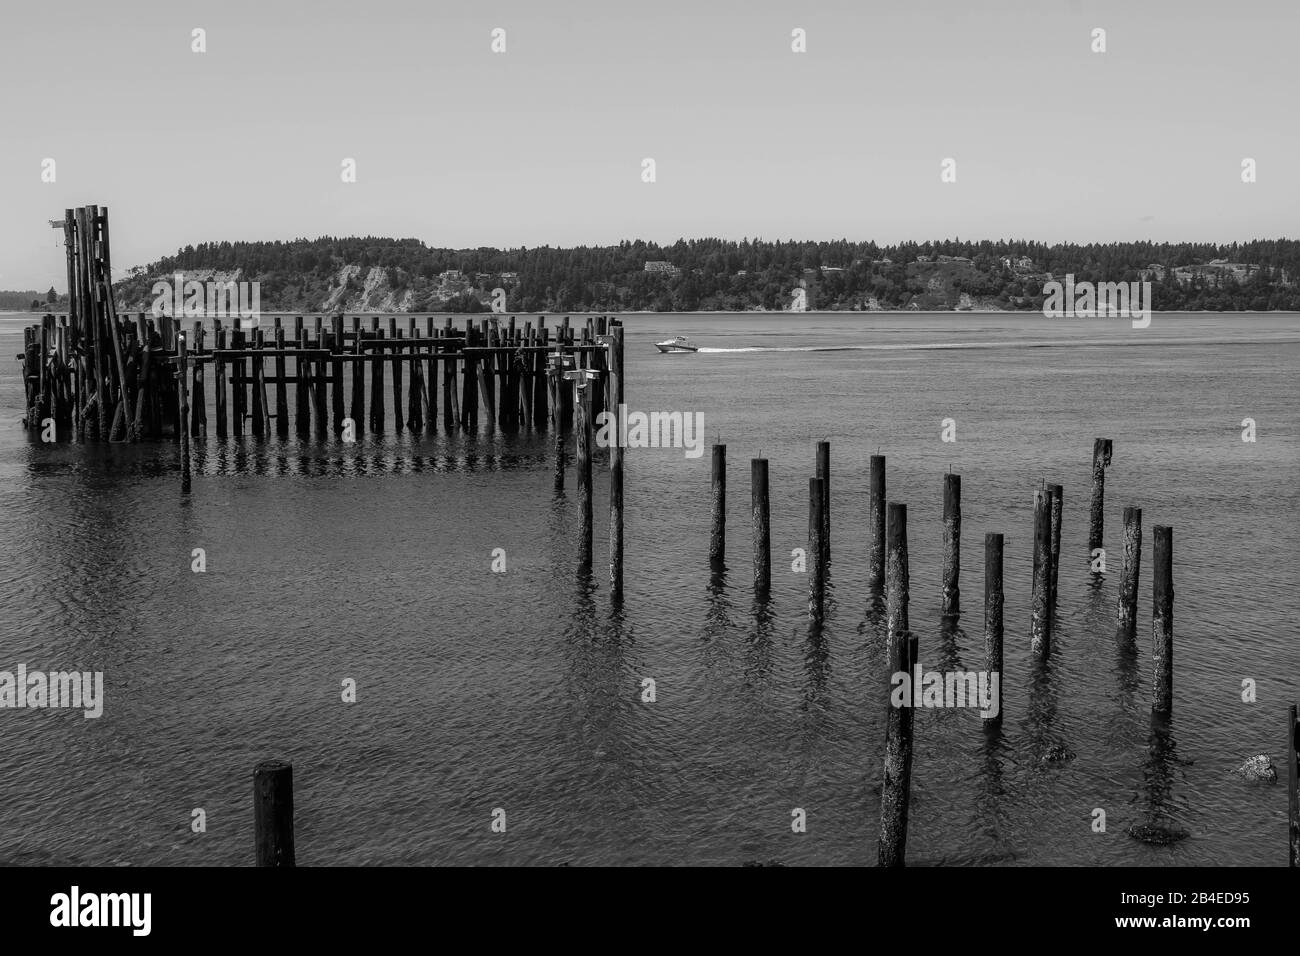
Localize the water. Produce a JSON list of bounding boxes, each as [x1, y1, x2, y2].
[[0, 311, 1296, 866]]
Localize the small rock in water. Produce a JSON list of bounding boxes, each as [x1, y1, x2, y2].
[[1039, 742, 1076, 764], [1232, 754, 1277, 783], [1128, 822, 1190, 845]]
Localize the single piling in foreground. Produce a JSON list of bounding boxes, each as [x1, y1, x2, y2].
[[253, 760, 295, 867], [575, 382, 593, 568], [608, 326, 624, 595], [816, 440, 830, 565], [808, 476, 825, 619], [879, 501, 913, 867], [1048, 483, 1062, 621], [752, 458, 770, 594], [1031, 486, 1052, 657], [868, 455, 886, 594], [1088, 438, 1113, 558], [983, 533, 1004, 726], [1151, 525, 1174, 716], [941, 473, 961, 616], [710, 444, 726, 566], [1117, 506, 1142, 640], [177, 333, 191, 493]]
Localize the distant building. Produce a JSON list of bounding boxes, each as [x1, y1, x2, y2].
[[916, 255, 933, 263], [439, 269, 465, 283], [644, 260, 680, 275], [820, 265, 844, 272], [500, 272, 518, 282]]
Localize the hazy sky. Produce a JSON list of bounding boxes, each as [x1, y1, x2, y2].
[[1, 0, 1296, 289]]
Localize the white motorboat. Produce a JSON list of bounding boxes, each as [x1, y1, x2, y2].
[[655, 336, 698, 353]]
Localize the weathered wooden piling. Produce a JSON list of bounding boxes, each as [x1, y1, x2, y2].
[[1088, 438, 1113, 558], [808, 477, 825, 618], [253, 760, 295, 867], [941, 473, 961, 616], [752, 458, 770, 594], [984, 532, 1004, 726], [608, 325, 625, 595], [1031, 486, 1052, 656], [1116, 506, 1142, 640], [1048, 483, 1062, 621], [575, 377, 593, 567], [177, 333, 191, 493], [274, 322, 289, 437], [868, 454, 886, 594], [1288, 703, 1298, 867], [879, 501, 913, 867], [251, 329, 266, 438], [213, 324, 227, 438], [1151, 525, 1174, 715], [190, 324, 206, 437], [710, 444, 726, 566], [332, 315, 346, 433], [816, 440, 830, 564], [370, 323, 386, 433]]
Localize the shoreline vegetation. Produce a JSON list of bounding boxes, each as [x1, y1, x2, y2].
[[11, 236, 1300, 314]]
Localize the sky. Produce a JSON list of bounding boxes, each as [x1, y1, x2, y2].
[[1, 0, 1296, 290]]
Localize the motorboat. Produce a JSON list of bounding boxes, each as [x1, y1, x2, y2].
[[655, 335, 698, 353]]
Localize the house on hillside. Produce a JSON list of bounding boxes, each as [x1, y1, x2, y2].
[[644, 260, 680, 275]]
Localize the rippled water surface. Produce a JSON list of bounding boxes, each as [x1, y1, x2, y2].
[[0, 311, 1296, 865]]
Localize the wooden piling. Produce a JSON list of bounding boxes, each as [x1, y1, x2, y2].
[[1088, 438, 1113, 558], [710, 444, 726, 566], [1031, 486, 1052, 657], [190, 323, 206, 437], [1048, 483, 1062, 622], [231, 328, 245, 438], [1151, 525, 1174, 716], [752, 458, 770, 594], [253, 760, 295, 867], [879, 502, 913, 867], [313, 318, 327, 438], [816, 440, 830, 564], [390, 318, 404, 433], [274, 322, 289, 437], [984, 532, 1004, 726], [941, 473, 961, 616], [213, 323, 227, 439], [868, 454, 886, 594], [808, 477, 825, 618], [332, 315, 345, 434], [608, 325, 624, 595], [350, 319, 365, 437], [251, 329, 265, 437], [1117, 506, 1142, 640], [425, 317, 438, 434], [575, 379, 593, 567], [177, 333, 191, 493], [370, 323, 386, 433]]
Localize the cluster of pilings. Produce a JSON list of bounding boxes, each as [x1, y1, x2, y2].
[[703, 436, 1226, 866], [20, 205, 148, 440]]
